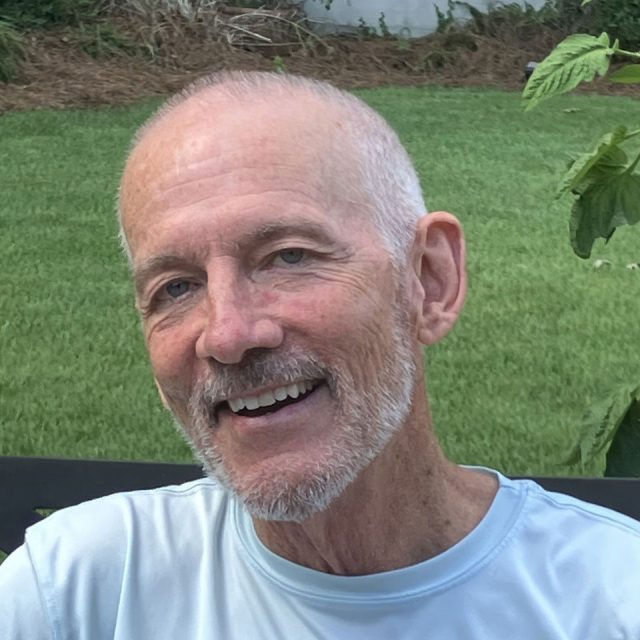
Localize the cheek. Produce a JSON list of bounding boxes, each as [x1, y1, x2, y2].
[[285, 283, 396, 363], [312, 284, 393, 335], [146, 322, 198, 401], [282, 293, 351, 340]]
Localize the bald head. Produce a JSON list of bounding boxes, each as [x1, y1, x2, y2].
[[118, 71, 427, 265]]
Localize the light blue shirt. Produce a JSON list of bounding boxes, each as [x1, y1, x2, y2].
[[1, 469, 639, 639]]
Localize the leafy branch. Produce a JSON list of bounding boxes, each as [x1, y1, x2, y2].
[[522, 33, 617, 111], [565, 384, 640, 477], [523, 31, 640, 259], [522, 31, 640, 111], [523, 18, 640, 478], [559, 126, 640, 257]]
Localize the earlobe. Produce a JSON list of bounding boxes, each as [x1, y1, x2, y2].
[[411, 211, 467, 345]]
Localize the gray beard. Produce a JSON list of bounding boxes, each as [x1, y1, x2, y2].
[[173, 307, 416, 523]]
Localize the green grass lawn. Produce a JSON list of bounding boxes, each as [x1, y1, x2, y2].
[[1, 86, 639, 477]]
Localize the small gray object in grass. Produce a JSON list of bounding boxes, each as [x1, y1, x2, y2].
[[626, 262, 640, 270], [524, 61, 538, 81], [593, 259, 612, 270]]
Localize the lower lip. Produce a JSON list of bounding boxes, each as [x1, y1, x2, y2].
[[217, 384, 329, 437]]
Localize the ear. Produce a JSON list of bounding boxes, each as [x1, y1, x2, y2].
[[409, 211, 467, 345]]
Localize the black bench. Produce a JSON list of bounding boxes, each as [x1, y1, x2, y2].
[[1, 456, 639, 556]]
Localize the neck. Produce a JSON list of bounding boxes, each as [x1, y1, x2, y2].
[[253, 391, 498, 576]]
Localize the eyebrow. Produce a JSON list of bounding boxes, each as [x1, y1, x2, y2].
[[133, 220, 340, 297], [234, 220, 338, 250], [133, 253, 201, 298]]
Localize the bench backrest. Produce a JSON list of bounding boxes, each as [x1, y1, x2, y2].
[[1, 456, 639, 555]]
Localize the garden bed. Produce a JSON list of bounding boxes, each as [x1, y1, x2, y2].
[[3, 17, 638, 111]]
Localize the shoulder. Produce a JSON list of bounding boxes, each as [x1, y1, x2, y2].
[[8, 479, 235, 637], [474, 471, 640, 579], [504, 477, 640, 602], [25, 478, 231, 581], [492, 475, 640, 634], [28, 476, 227, 541], [29, 476, 224, 527], [508, 476, 640, 540]]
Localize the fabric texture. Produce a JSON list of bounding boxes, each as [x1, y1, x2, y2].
[[1, 468, 639, 639]]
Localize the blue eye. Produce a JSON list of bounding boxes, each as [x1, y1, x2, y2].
[[278, 249, 305, 265], [165, 280, 191, 298]]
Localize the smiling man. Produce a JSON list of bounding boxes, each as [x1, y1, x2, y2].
[[1, 71, 640, 639]]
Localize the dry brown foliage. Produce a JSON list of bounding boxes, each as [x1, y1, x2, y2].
[[1, 3, 638, 112]]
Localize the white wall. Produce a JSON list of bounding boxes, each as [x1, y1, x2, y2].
[[303, 0, 548, 37]]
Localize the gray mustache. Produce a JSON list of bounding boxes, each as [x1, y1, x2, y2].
[[191, 349, 330, 409]]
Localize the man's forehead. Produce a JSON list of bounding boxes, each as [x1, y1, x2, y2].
[[125, 92, 354, 202], [136, 90, 340, 162], [119, 89, 371, 262], [122, 91, 347, 206]]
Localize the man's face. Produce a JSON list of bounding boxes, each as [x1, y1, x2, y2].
[[121, 96, 418, 521]]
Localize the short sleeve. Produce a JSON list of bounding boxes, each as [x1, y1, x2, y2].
[[0, 544, 52, 640]]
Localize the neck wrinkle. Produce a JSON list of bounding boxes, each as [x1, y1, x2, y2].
[[253, 390, 498, 576]]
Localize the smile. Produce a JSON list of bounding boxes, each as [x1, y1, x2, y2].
[[221, 380, 322, 418]]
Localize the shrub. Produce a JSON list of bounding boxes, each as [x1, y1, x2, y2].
[[436, 0, 572, 40], [0, 0, 98, 28], [587, 0, 640, 49], [0, 19, 25, 82], [77, 22, 137, 59], [551, 0, 640, 49], [436, 0, 640, 48]]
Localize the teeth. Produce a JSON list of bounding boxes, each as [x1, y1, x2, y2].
[[227, 380, 316, 414], [245, 396, 260, 410], [258, 390, 277, 407], [229, 398, 245, 412]]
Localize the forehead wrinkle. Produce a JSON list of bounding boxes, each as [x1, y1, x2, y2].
[[135, 108, 330, 188], [130, 96, 351, 189], [163, 144, 314, 187], [155, 174, 331, 216], [126, 132, 336, 228]]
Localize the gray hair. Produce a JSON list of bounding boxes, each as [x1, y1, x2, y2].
[[117, 71, 427, 265]]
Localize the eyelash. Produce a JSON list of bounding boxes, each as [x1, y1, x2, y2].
[[271, 248, 307, 267], [147, 279, 199, 311]]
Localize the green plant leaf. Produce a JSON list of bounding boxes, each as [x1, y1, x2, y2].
[[0, 18, 26, 82], [523, 33, 615, 110], [558, 126, 629, 197], [570, 172, 640, 258], [609, 64, 640, 84], [605, 396, 640, 477], [565, 384, 640, 468], [581, 0, 592, 5]]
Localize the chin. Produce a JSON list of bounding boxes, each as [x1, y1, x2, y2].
[[200, 446, 366, 522]]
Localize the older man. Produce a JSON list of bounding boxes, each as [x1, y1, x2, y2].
[[1, 71, 639, 638]]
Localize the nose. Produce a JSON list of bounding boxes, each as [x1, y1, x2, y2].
[[195, 277, 284, 364]]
